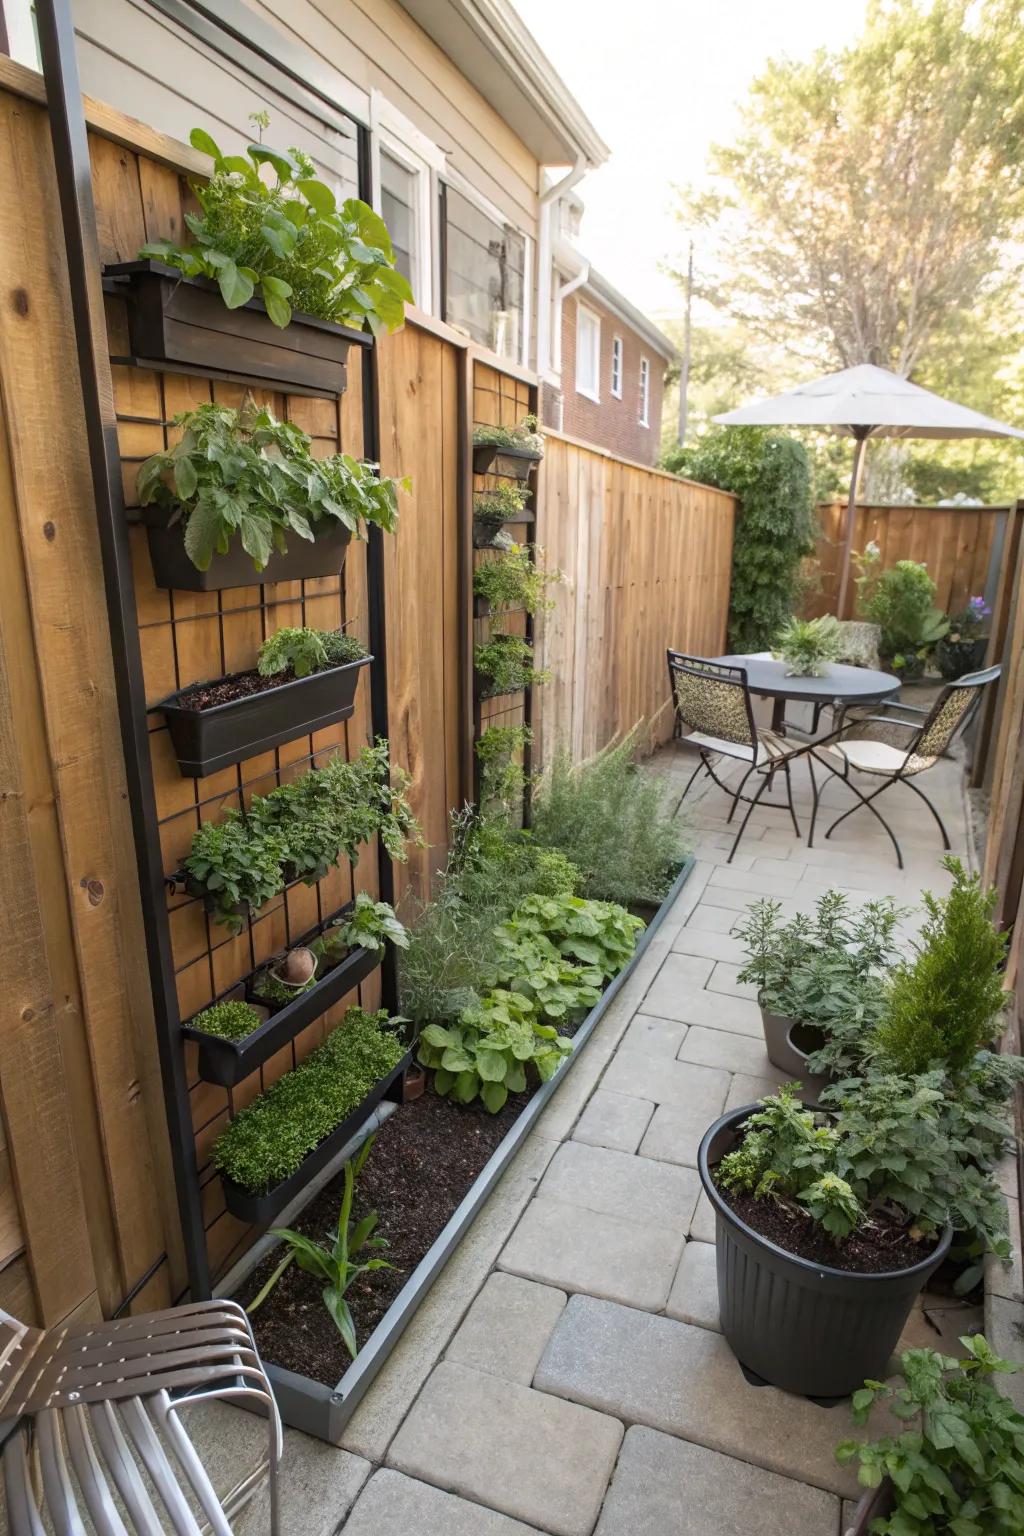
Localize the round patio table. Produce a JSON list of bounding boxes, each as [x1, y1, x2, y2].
[[712, 654, 901, 733]]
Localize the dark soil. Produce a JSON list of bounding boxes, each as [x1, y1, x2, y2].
[[171, 660, 354, 711], [719, 1182, 939, 1275], [237, 1086, 532, 1385]]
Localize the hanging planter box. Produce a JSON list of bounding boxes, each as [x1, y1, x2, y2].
[[472, 441, 542, 480], [141, 507, 352, 593], [220, 1046, 414, 1225], [156, 656, 371, 778], [104, 260, 372, 397]]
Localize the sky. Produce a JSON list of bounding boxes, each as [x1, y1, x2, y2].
[[512, 0, 870, 323]]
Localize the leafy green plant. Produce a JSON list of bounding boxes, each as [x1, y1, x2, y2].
[[501, 893, 644, 979], [476, 724, 532, 815], [257, 626, 367, 679], [473, 482, 531, 527], [185, 813, 289, 930], [531, 731, 687, 905], [836, 1334, 1024, 1536], [140, 126, 411, 331], [417, 988, 570, 1113], [211, 1009, 405, 1192], [487, 930, 601, 1024], [664, 426, 815, 652], [772, 614, 843, 676], [474, 634, 550, 697], [472, 415, 544, 455], [875, 858, 1009, 1075], [191, 999, 263, 1041], [137, 402, 405, 573], [856, 549, 949, 662], [473, 545, 560, 614], [248, 1134, 393, 1360], [321, 631, 369, 667], [252, 966, 318, 1006], [324, 892, 408, 956]]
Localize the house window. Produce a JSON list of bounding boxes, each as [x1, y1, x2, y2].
[[370, 93, 443, 312], [442, 182, 528, 362], [380, 149, 416, 288], [639, 356, 651, 427], [576, 304, 601, 402], [611, 336, 623, 398]]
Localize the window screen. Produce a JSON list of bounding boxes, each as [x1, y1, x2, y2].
[[443, 183, 526, 359]]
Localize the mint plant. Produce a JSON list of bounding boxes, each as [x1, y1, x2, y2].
[[500, 893, 644, 978], [324, 892, 409, 956], [474, 634, 550, 697], [185, 813, 288, 929], [257, 627, 366, 679], [487, 929, 602, 1023]]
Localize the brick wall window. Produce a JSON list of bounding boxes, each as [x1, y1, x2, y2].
[[638, 356, 650, 428], [611, 335, 623, 399], [576, 303, 601, 401]]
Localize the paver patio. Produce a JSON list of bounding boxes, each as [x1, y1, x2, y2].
[[193, 728, 972, 1536]]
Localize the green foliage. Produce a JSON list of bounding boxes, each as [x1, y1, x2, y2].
[[875, 858, 1009, 1075], [137, 402, 405, 574], [249, 1134, 393, 1360], [531, 732, 687, 905], [211, 1009, 406, 1192], [836, 1334, 1024, 1536], [665, 427, 815, 651], [476, 725, 532, 816], [324, 892, 409, 956], [856, 550, 949, 661], [472, 415, 544, 454], [320, 630, 368, 667], [185, 814, 289, 929], [499, 893, 644, 980], [418, 989, 571, 1114], [772, 614, 843, 677], [472, 482, 531, 526], [257, 626, 366, 679], [474, 634, 550, 697], [191, 999, 263, 1041], [473, 545, 560, 615], [487, 929, 602, 1024], [798, 1172, 862, 1239], [252, 966, 318, 1005], [140, 125, 412, 332]]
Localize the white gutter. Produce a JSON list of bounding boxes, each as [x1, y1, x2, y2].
[[551, 246, 590, 376], [536, 152, 587, 383]]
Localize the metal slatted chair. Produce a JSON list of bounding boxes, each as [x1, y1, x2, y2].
[[667, 649, 814, 862], [808, 665, 1000, 868], [0, 1299, 282, 1534]]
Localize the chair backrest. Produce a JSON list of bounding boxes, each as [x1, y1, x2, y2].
[[667, 650, 758, 749], [915, 665, 1001, 759]]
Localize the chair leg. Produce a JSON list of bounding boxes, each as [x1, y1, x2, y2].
[[728, 768, 773, 863], [673, 752, 707, 819], [781, 759, 801, 839], [726, 763, 758, 824], [807, 753, 819, 848], [822, 778, 904, 870], [901, 777, 952, 850]]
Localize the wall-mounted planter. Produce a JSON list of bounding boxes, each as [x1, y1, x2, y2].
[[104, 260, 372, 397], [758, 1001, 832, 1101], [156, 656, 371, 778], [472, 441, 542, 480], [141, 508, 352, 593], [220, 1046, 414, 1225], [473, 669, 525, 702], [182, 941, 381, 1089], [698, 1105, 951, 1398]]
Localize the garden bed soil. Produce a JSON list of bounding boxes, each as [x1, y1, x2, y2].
[[174, 667, 317, 710], [718, 1182, 939, 1275]]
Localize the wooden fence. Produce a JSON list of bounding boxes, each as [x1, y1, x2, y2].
[[805, 501, 1012, 620]]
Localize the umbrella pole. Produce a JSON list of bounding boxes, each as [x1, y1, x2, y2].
[[835, 427, 871, 618]]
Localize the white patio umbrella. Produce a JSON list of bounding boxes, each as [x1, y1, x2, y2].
[[714, 363, 1024, 614]]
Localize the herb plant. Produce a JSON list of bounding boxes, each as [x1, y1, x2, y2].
[[473, 545, 559, 615], [476, 724, 532, 815], [137, 402, 406, 574], [140, 126, 412, 332], [257, 626, 367, 679], [417, 989, 571, 1114], [191, 999, 263, 1041], [487, 930, 602, 1023], [474, 634, 550, 697], [212, 1009, 405, 1192], [836, 1335, 1024, 1536], [252, 966, 318, 1005], [472, 415, 544, 455], [185, 813, 288, 929], [473, 482, 531, 527], [856, 549, 949, 663], [501, 893, 644, 979], [772, 614, 843, 676], [324, 892, 408, 956]]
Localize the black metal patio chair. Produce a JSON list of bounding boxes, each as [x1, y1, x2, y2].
[[807, 665, 1000, 868], [0, 1297, 282, 1534], [667, 649, 814, 863]]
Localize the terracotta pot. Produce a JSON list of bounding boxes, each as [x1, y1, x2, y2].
[[402, 1063, 427, 1103]]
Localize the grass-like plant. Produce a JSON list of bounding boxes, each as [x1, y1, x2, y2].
[[473, 545, 559, 615], [772, 614, 843, 677], [474, 634, 550, 697], [211, 1009, 405, 1193], [140, 124, 412, 332], [472, 415, 544, 455], [257, 627, 367, 680], [530, 731, 686, 905], [190, 999, 263, 1041]]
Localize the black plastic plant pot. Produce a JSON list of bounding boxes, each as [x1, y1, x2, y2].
[[473, 669, 524, 702], [845, 1482, 895, 1535], [698, 1106, 951, 1399], [183, 944, 382, 1088], [472, 441, 542, 479], [759, 1000, 832, 1101], [142, 509, 352, 593], [156, 656, 371, 778], [104, 261, 372, 396], [220, 1046, 414, 1225]]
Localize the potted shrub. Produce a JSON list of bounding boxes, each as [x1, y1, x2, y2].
[[137, 402, 404, 591], [771, 614, 843, 676], [157, 627, 371, 777], [472, 482, 533, 548], [474, 633, 550, 699], [698, 1083, 955, 1398], [935, 595, 990, 680], [855, 549, 948, 677], [472, 544, 560, 618], [472, 416, 545, 479], [107, 126, 411, 394]]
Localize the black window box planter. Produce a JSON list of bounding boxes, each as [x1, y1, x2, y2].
[[104, 260, 372, 397], [141, 507, 352, 593], [472, 441, 542, 480], [182, 941, 382, 1089], [155, 655, 371, 778], [474, 669, 527, 702], [219, 1045, 414, 1226]]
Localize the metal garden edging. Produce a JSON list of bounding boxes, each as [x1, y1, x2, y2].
[[251, 855, 695, 1442]]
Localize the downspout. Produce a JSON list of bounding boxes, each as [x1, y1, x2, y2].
[[551, 259, 590, 377], [536, 151, 587, 381]]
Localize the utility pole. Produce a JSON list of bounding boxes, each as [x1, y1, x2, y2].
[[677, 239, 694, 445]]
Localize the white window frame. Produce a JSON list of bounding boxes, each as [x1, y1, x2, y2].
[[2, 0, 40, 66], [575, 302, 601, 403], [369, 92, 444, 314], [442, 166, 533, 368], [611, 335, 623, 399], [638, 355, 651, 427]]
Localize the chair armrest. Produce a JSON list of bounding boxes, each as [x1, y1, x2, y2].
[[855, 715, 921, 732], [875, 700, 929, 717]]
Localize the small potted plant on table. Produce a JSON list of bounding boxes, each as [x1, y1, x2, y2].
[[772, 614, 844, 676]]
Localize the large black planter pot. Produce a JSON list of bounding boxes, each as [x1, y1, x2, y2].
[[759, 1000, 832, 1101], [698, 1106, 951, 1398], [472, 440, 542, 480], [156, 655, 371, 778], [935, 636, 987, 681], [844, 1481, 895, 1535], [143, 509, 352, 592], [104, 260, 372, 396]]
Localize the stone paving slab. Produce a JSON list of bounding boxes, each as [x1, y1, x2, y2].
[[534, 1296, 859, 1497], [572, 1087, 655, 1153], [387, 1361, 624, 1536], [447, 1273, 567, 1385], [498, 1197, 685, 1310], [725, 1072, 788, 1110], [595, 1425, 839, 1536], [705, 961, 758, 999], [539, 1139, 701, 1228], [670, 928, 746, 963], [641, 950, 716, 1013], [665, 1238, 720, 1331], [676, 1024, 775, 1077], [689, 1188, 718, 1243], [345, 1470, 542, 1536], [618, 1012, 688, 1057], [636, 982, 763, 1035], [602, 1050, 730, 1114], [681, 902, 738, 932]]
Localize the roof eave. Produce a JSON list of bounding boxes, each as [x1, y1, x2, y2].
[[585, 269, 680, 363]]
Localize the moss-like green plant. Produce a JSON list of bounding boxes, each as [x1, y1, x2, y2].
[[257, 627, 367, 679], [473, 545, 559, 614], [252, 968, 318, 1006], [211, 1008, 405, 1192], [474, 634, 550, 697], [191, 999, 263, 1041], [472, 415, 544, 455]]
